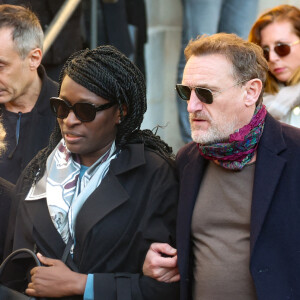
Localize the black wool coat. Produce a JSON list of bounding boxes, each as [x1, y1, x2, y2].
[[0, 177, 14, 262], [5, 143, 180, 300], [176, 114, 300, 300]]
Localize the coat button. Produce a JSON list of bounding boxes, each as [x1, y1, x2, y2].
[[258, 268, 269, 273]]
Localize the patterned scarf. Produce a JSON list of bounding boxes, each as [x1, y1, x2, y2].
[[198, 105, 267, 170], [26, 139, 118, 245]]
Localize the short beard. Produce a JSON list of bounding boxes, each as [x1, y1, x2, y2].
[[190, 111, 239, 145]]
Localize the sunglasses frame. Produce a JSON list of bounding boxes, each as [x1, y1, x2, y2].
[[50, 97, 116, 122], [262, 40, 300, 61], [176, 80, 248, 104], [176, 84, 214, 104]]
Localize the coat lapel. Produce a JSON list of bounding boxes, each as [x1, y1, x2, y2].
[[19, 145, 147, 260], [177, 143, 208, 276], [75, 172, 129, 247], [75, 144, 146, 247], [22, 199, 66, 257], [250, 114, 287, 255]]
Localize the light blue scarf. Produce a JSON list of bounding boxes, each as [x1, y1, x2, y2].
[[26, 139, 118, 246]]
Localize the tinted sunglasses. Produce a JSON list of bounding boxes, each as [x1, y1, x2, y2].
[[50, 97, 116, 122], [176, 80, 247, 104], [262, 40, 300, 61]]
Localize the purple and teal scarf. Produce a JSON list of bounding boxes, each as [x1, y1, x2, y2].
[[198, 105, 267, 170]]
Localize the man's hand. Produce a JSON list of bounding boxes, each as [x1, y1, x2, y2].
[[143, 243, 180, 282], [26, 253, 87, 298]]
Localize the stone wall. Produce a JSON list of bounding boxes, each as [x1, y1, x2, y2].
[[142, 0, 183, 151]]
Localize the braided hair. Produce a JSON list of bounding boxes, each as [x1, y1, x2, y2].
[[25, 45, 174, 184]]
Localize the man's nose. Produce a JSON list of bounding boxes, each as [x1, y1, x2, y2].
[[187, 90, 203, 113]]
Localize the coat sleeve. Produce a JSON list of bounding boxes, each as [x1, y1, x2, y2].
[[92, 155, 180, 300], [0, 177, 15, 262], [93, 273, 179, 300], [2, 174, 26, 260]]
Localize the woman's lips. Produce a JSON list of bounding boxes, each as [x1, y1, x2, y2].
[[64, 132, 83, 143], [273, 67, 286, 73]]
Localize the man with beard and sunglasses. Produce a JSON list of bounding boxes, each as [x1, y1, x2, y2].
[[143, 33, 300, 300]]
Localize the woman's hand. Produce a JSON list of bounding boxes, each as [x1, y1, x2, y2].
[[26, 253, 87, 298]]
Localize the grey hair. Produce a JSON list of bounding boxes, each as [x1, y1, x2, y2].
[[0, 4, 43, 58]]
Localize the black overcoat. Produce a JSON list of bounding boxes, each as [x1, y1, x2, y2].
[[176, 113, 300, 300], [5, 143, 180, 300]]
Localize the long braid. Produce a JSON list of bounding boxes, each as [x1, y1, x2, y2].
[[24, 45, 174, 185]]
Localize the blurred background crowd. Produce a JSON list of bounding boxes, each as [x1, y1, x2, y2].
[[143, 0, 300, 152]]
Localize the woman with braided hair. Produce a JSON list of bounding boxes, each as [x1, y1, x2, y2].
[[4, 46, 179, 299]]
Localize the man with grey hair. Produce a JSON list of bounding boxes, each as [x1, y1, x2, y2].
[[0, 4, 57, 184], [143, 33, 300, 299], [0, 4, 57, 262]]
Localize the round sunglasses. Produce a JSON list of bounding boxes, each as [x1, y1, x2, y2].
[[176, 80, 247, 104], [50, 97, 116, 122], [262, 40, 300, 61]]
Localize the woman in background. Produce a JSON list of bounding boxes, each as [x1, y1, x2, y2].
[[249, 4, 300, 126], [4, 46, 179, 299]]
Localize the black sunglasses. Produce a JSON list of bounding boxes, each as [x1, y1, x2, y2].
[[262, 40, 300, 61], [50, 97, 116, 122], [176, 80, 247, 104]]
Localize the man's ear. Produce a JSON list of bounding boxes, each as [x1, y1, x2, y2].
[[28, 48, 42, 70], [244, 78, 262, 107]]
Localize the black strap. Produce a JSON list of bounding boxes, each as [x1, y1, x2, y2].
[[0, 249, 40, 300], [0, 248, 40, 275], [61, 239, 79, 272], [61, 238, 72, 264]]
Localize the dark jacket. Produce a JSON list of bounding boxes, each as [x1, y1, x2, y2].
[[0, 177, 14, 262], [5, 143, 180, 299], [176, 113, 300, 300], [0, 65, 58, 184]]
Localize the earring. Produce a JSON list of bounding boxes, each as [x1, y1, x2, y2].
[[119, 119, 121, 124]]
